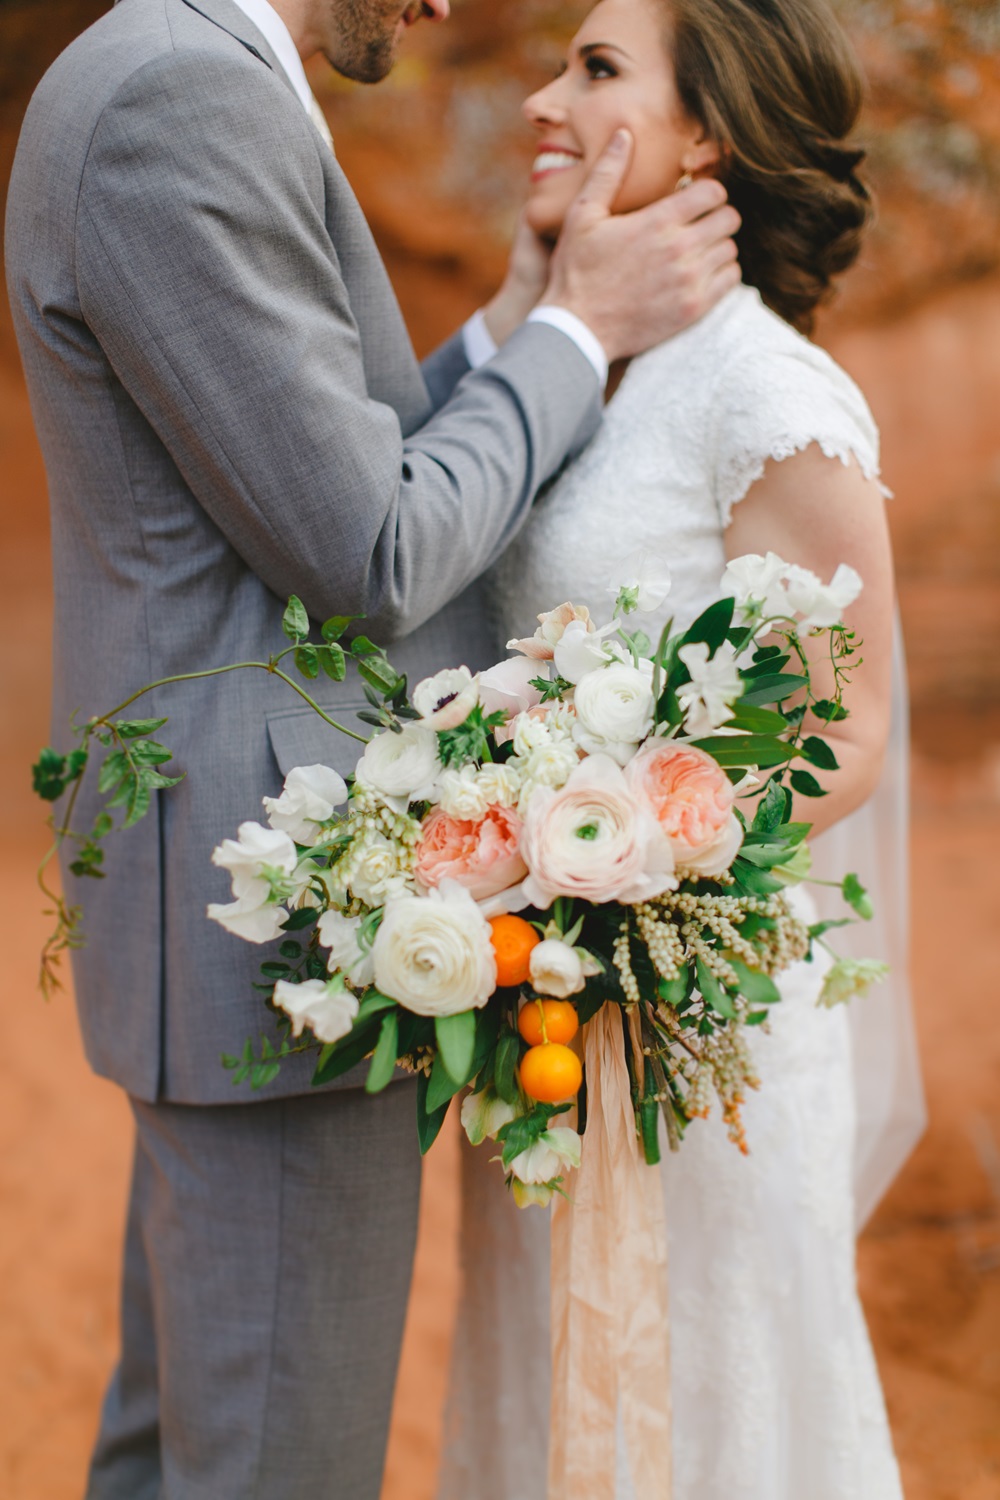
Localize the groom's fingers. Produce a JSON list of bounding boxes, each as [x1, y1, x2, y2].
[[567, 128, 635, 222]]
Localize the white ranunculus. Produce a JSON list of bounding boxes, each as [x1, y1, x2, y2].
[[373, 881, 497, 1016], [553, 619, 623, 684], [677, 641, 743, 737], [412, 665, 479, 730], [783, 563, 863, 629], [475, 762, 521, 808], [354, 724, 441, 810], [528, 937, 600, 998], [720, 551, 791, 622], [346, 832, 407, 908], [262, 763, 348, 845], [478, 655, 545, 723], [317, 909, 376, 988], [572, 663, 654, 765], [460, 1086, 519, 1146], [509, 1127, 582, 1185], [607, 547, 673, 615], [272, 977, 359, 1043], [437, 764, 490, 821]]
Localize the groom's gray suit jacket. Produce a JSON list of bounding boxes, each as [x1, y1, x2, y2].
[[6, 0, 601, 1104]]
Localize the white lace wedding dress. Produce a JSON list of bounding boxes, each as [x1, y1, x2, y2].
[[437, 284, 910, 1500]]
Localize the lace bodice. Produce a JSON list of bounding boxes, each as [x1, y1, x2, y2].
[[488, 283, 883, 646]]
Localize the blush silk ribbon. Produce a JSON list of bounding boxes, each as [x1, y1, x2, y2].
[[548, 1002, 672, 1500]]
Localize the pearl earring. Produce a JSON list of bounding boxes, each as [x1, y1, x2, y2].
[[674, 172, 694, 192]]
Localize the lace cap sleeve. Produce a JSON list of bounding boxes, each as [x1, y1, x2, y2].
[[712, 335, 889, 528]]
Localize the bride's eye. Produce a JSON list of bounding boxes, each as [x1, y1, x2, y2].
[[584, 53, 618, 81]]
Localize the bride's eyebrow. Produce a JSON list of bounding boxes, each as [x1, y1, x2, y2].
[[578, 41, 633, 62]]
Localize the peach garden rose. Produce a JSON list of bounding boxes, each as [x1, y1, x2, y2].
[[624, 740, 743, 876], [415, 803, 528, 902]]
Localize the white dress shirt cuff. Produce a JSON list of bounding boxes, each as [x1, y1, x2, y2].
[[527, 306, 609, 388], [461, 308, 500, 370]]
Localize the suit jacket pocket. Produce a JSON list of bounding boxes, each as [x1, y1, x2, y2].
[[265, 702, 370, 782]]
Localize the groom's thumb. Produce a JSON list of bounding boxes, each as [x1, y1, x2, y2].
[[572, 129, 633, 220]]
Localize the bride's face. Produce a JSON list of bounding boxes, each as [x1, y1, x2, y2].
[[522, 0, 717, 238]]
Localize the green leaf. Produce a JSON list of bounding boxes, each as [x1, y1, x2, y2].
[[426, 1052, 467, 1113], [357, 656, 399, 696], [842, 873, 874, 920], [435, 1009, 477, 1087], [113, 717, 168, 739], [811, 698, 849, 723], [281, 907, 319, 931], [680, 597, 735, 653], [752, 781, 791, 834], [66, 747, 89, 778], [726, 703, 789, 735], [692, 733, 791, 769], [32, 747, 68, 801], [349, 635, 380, 657], [356, 989, 399, 1022], [494, 1028, 521, 1106], [695, 956, 736, 1019], [365, 1010, 399, 1094], [416, 1068, 452, 1155], [97, 751, 129, 794], [727, 958, 781, 1006], [321, 616, 354, 642], [279, 939, 302, 960], [789, 768, 829, 799], [260, 960, 290, 978], [294, 645, 319, 680], [317, 643, 346, 681], [282, 595, 309, 642], [801, 736, 840, 771], [92, 812, 114, 839], [731, 858, 784, 896], [657, 964, 690, 1007], [744, 650, 789, 676], [310, 1019, 379, 1087], [123, 779, 152, 828], [141, 770, 183, 791], [740, 673, 809, 705], [808, 918, 855, 939]]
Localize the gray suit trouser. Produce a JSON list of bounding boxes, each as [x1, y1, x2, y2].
[[86, 1082, 421, 1499]]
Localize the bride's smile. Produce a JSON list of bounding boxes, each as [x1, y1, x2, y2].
[[522, 0, 720, 238]]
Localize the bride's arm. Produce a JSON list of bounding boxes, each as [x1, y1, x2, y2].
[[723, 444, 895, 838]]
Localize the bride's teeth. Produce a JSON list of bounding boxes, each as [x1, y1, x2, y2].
[[533, 151, 580, 174]]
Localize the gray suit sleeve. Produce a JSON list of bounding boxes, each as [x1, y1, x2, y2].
[[421, 331, 473, 412], [75, 51, 600, 640]]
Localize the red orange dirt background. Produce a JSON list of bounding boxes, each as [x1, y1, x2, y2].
[[2, 3, 1000, 1495]]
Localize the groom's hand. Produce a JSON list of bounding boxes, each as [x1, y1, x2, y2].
[[542, 129, 741, 365]]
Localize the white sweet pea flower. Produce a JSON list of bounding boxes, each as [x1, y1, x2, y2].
[[506, 602, 594, 661], [677, 641, 743, 737], [553, 619, 623, 684], [509, 1127, 582, 1185], [412, 665, 479, 730], [317, 909, 376, 988], [373, 881, 497, 1016], [354, 724, 441, 811], [572, 663, 654, 766], [783, 563, 863, 629], [607, 548, 673, 615], [272, 977, 359, 1043], [511, 1180, 555, 1208], [721, 551, 790, 621], [207, 821, 308, 943], [437, 764, 491, 821], [461, 1086, 520, 1146], [206, 890, 290, 944], [262, 763, 348, 845], [528, 937, 600, 998], [817, 957, 889, 1009]]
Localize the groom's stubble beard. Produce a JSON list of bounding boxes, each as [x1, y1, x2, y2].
[[321, 0, 414, 83]]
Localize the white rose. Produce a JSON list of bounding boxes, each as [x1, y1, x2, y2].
[[347, 832, 406, 907], [317, 909, 376, 988], [262, 763, 348, 845], [355, 725, 441, 810], [412, 665, 479, 730], [207, 821, 306, 943], [272, 977, 359, 1043], [475, 762, 521, 808], [509, 1127, 582, 1185], [783, 563, 863, 629], [529, 938, 590, 998], [437, 764, 490, 821], [677, 641, 743, 737], [572, 663, 654, 765], [373, 881, 497, 1016], [460, 1086, 519, 1146]]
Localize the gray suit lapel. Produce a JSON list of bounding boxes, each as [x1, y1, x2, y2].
[[175, 0, 303, 107]]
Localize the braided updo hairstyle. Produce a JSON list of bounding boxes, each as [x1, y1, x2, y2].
[[665, 0, 872, 332]]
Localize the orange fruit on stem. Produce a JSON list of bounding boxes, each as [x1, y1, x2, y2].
[[520, 1042, 583, 1104], [489, 914, 541, 989], [517, 999, 579, 1047]]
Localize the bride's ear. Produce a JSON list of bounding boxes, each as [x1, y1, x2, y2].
[[681, 128, 724, 181]]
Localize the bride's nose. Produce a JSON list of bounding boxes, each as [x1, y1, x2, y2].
[[523, 79, 568, 129]]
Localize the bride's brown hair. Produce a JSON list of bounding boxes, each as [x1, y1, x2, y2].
[[664, 0, 872, 332]]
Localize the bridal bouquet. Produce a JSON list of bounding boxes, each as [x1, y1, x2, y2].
[[35, 550, 881, 1208]]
